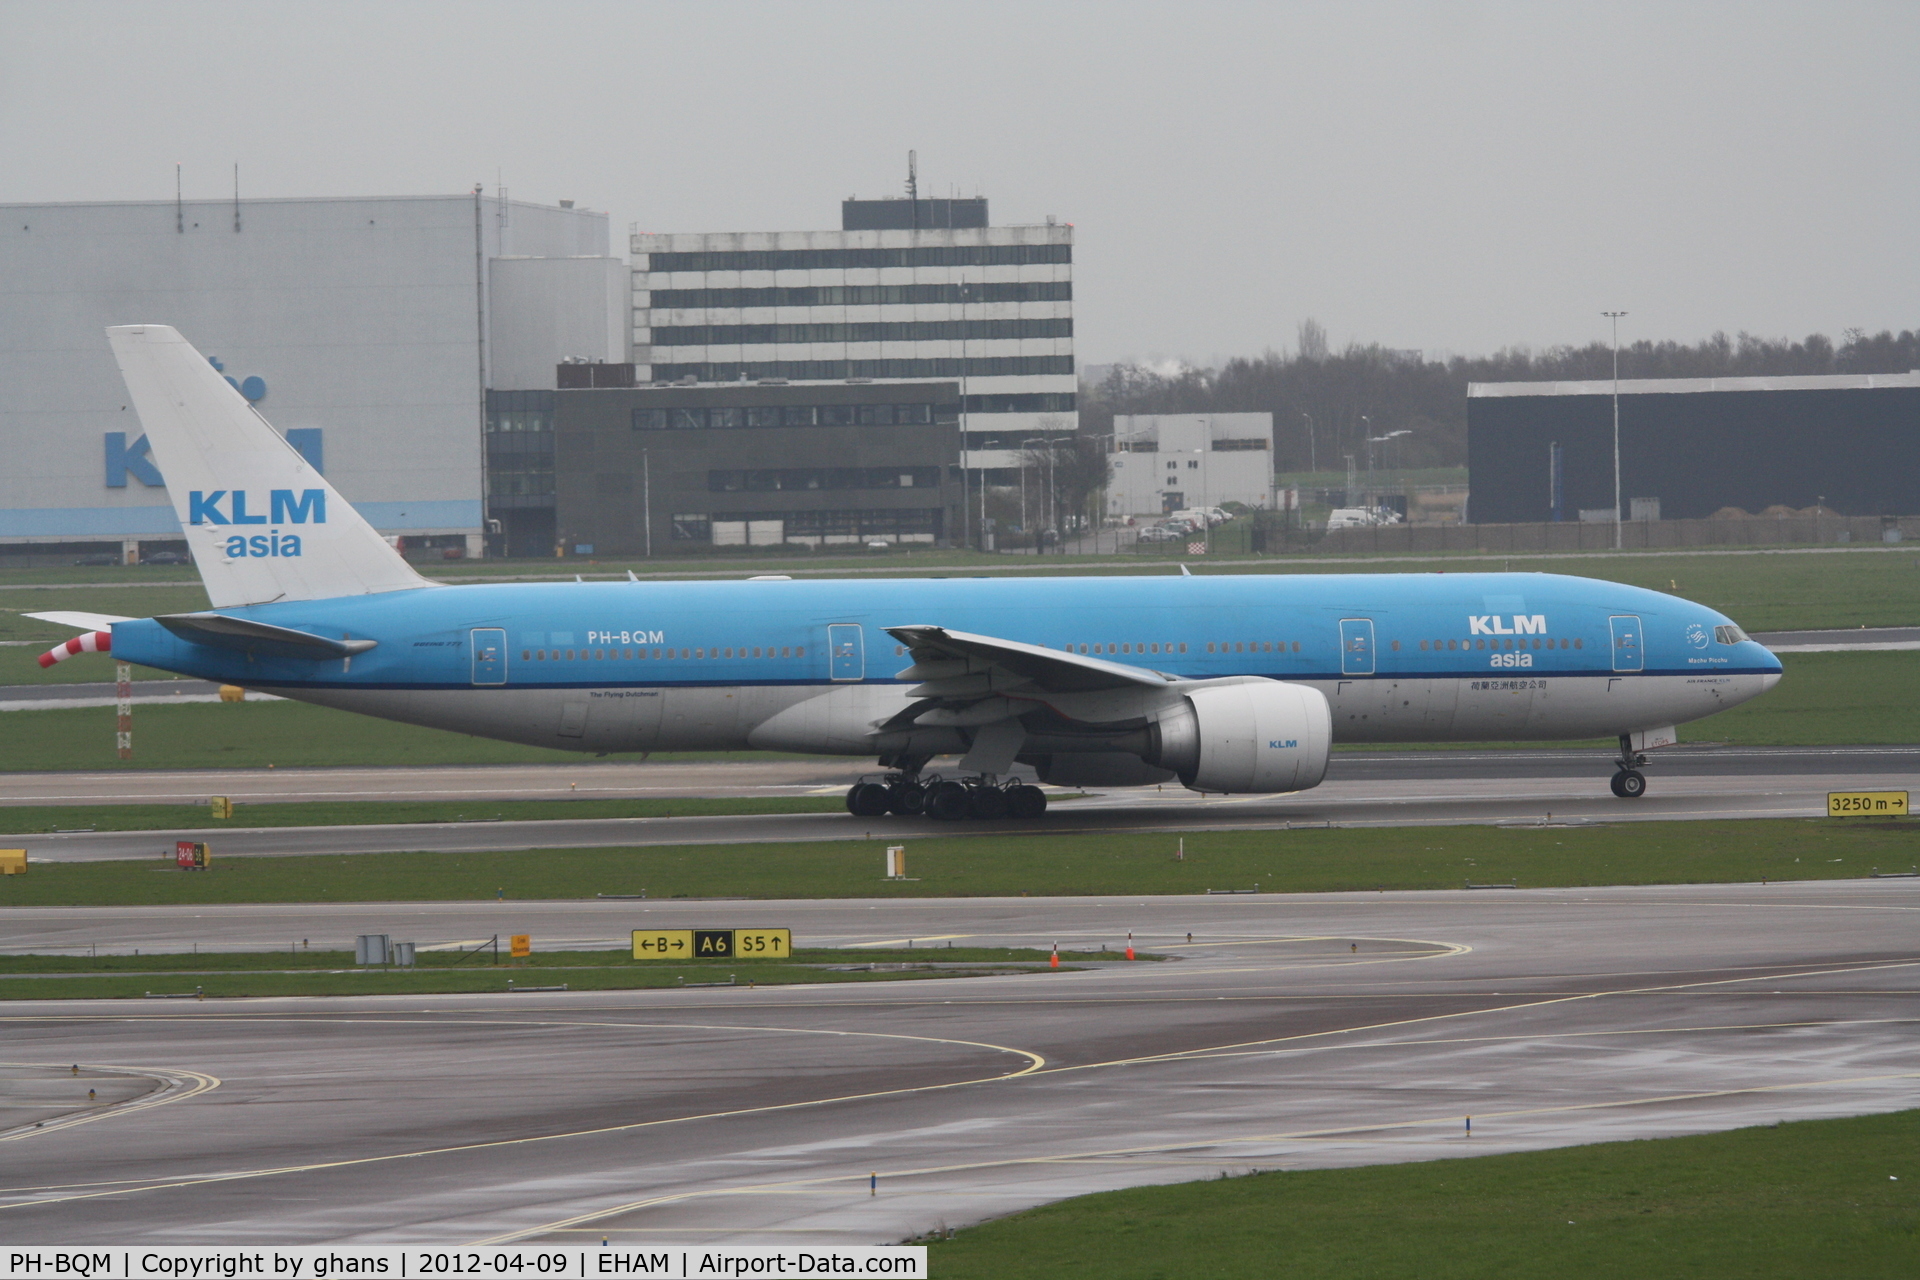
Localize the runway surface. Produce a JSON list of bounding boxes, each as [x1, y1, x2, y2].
[[8, 746, 1918, 862], [1752, 626, 1920, 652], [2, 880, 1915, 1244]]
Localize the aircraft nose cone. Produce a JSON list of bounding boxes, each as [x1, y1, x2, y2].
[[1761, 669, 1782, 692]]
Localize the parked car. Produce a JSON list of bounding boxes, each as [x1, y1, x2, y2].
[[1135, 525, 1178, 543], [72, 552, 120, 566], [141, 550, 191, 566]]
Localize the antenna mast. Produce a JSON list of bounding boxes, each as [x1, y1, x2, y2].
[[906, 150, 918, 231]]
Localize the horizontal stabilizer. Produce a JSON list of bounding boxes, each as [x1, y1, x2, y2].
[[155, 612, 379, 660], [24, 610, 135, 631]]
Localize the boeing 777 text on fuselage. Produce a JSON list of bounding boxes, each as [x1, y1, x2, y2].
[[31, 325, 1783, 819]]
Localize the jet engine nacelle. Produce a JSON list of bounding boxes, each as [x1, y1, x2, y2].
[[1147, 679, 1331, 794]]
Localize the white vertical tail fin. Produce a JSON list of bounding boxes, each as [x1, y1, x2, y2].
[[106, 325, 434, 608]]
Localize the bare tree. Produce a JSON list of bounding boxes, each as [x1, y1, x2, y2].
[[1296, 318, 1329, 363]]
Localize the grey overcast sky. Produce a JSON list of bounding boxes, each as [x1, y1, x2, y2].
[[4, 1, 1914, 365]]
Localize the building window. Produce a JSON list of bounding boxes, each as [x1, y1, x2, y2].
[[650, 356, 1073, 383], [669, 408, 706, 430], [1187, 460, 1199, 469], [649, 281, 1071, 310], [671, 514, 711, 541], [746, 406, 782, 428], [632, 407, 669, 431], [646, 244, 1071, 272], [962, 392, 1078, 414], [709, 407, 743, 429], [709, 468, 941, 493], [650, 318, 1075, 347]]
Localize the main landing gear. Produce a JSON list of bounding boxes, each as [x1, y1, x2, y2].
[[1609, 734, 1648, 799], [845, 772, 1047, 821]]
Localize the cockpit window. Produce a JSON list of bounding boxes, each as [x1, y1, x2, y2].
[[1714, 624, 1750, 645]]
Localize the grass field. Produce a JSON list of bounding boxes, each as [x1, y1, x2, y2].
[[0, 698, 845, 770], [927, 1109, 1919, 1279], [0, 647, 1907, 773], [0, 945, 1082, 1000], [3, 818, 1914, 907], [0, 795, 847, 834]]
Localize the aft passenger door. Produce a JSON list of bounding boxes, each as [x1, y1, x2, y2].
[[1339, 618, 1375, 676], [828, 624, 865, 681], [1609, 616, 1644, 672], [471, 628, 506, 685]]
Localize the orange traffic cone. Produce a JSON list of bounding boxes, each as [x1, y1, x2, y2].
[[1125, 932, 1135, 961], [1050, 942, 1059, 970]]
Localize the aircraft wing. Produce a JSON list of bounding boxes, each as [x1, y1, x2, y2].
[[25, 610, 135, 631], [886, 624, 1171, 695]]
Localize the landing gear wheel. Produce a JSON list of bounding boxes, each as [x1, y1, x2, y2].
[[888, 781, 928, 816], [847, 782, 892, 817], [1006, 784, 1048, 819], [968, 785, 1010, 820], [1610, 769, 1647, 799], [927, 781, 972, 822]]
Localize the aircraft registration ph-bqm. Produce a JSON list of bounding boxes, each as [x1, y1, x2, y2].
[[33, 325, 1782, 820]]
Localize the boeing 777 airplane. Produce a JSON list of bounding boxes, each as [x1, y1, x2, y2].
[[31, 326, 1783, 820]]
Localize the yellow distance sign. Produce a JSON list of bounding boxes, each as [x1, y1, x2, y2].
[[509, 933, 531, 957], [630, 928, 791, 960], [1827, 791, 1909, 817]]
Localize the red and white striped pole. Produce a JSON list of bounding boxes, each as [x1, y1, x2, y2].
[[38, 631, 111, 667], [1050, 941, 1059, 970], [1125, 932, 1135, 962], [115, 661, 132, 761]]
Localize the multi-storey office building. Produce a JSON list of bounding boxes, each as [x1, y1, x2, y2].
[[629, 198, 1076, 475]]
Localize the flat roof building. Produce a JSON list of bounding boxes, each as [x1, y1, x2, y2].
[[548, 374, 963, 557], [1468, 372, 1920, 524], [0, 193, 619, 561], [1108, 413, 1275, 517]]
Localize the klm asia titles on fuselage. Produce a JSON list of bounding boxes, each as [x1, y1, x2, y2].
[[189, 487, 325, 559]]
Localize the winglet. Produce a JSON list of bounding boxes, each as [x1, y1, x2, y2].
[[1179, 563, 1192, 576]]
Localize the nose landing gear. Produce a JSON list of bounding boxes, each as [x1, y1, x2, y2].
[[1610, 734, 1649, 798]]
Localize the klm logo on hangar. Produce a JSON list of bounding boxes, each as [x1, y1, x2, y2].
[[105, 357, 320, 489]]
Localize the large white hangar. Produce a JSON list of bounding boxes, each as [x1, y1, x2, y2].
[[0, 192, 622, 563]]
